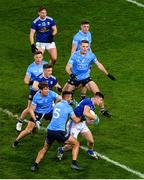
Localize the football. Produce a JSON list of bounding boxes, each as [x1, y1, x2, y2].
[[86, 110, 100, 126]]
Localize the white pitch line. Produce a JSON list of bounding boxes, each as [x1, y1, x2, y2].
[[1, 107, 144, 178], [80, 146, 144, 179], [126, 0, 144, 8]]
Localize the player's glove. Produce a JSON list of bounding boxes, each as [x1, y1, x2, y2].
[[35, 120, 41, 130], [47, 35, 54, 43], [29, 80, 34, 86], [107, 73, 116, 80], [70, 74, 77, 81], [57, 87, 62, 93], [31, 44, 38, 53]]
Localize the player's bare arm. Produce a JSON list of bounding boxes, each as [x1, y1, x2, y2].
[[51, 25, 57, 36], [83, 105, 96, 120]]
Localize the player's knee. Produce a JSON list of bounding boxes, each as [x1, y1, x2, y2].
[[88, 140, 94, 146]]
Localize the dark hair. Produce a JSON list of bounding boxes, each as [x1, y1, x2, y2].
[[38, 82, 48, 90], [43, 64, 52, 69], [34, 51, 42, 56], [38, 7, 47, 12], [81, 20, 90, 25], [81, 40, 89, 44], [95, 92, 104, 99], [62, 91, 73, 98]]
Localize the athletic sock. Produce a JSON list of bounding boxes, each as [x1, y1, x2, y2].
[[34, 162, 38, 167], [18, 119, 23, 123], [72, 160, 77, 166]]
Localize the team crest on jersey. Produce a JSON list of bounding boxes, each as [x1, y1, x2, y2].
[[47, 22, 50, 25], [42, 22, 46, 26]]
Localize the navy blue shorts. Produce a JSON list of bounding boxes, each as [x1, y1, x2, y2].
[[46, 129, 70, 145], [68, 77, 92, 87], [28, 90, 37, 101], [30, 111, 53, 123]]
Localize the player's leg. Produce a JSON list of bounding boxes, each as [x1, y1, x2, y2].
[[47, 43, 57, 65], [62, 82, 76, 92], [31, 129, 55, 172], [86, 81, 112, 117], [12, 121, 35, 148], [65, 135, 82, 170], [81, 128, 98, 159], [16, 90, 36, 131], [57, 120, 80, 160], [80, 86, 87, 100], [31, 141, 49, 171]]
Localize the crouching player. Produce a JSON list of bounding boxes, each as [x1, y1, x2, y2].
[[31, 91, 82, 172], [57, 92, 104, 160], [12, 82, 61, 147]]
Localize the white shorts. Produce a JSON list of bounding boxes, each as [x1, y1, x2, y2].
[[66, 120, 90, 139], [36, 42, 56, 50]]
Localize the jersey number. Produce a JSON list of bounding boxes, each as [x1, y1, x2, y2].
[[53, 108, 60, 118]]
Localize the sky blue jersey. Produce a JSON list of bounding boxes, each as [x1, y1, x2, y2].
[[31, 16, 56, 43], [68, 50, 97, 80], [35, 74, 57, 90], [74, 98, 95, 117], [32, 90, 58, 114], [26, 61, 48, 90], [72, 30, 92, 51], [48, 100, 74, 131]]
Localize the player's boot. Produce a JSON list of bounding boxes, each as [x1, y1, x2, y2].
[[71, 162, 83, 171], [16, 120, 23, 131], [100, 108, 112, 118], [31, 163, 39, 172], [57, 147, 64, 160], [12, 140, 19, 148], [87, 149, 98, 159]]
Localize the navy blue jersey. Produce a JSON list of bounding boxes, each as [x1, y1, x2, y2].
[[36, 74, 57, 90], [74, 98, 95, 117], [31, 16, 56, 43]]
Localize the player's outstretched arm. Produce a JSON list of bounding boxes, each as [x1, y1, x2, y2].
[[95, 60, 116, 80]]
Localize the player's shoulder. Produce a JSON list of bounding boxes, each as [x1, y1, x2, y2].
[[27, 61, 35, 69], [33, 90, 40, 99], [33, 17, 40, 24], [46, 16, 54, 21], [42, 60, 48, 65], [73, 31, 81, 39], [49, 90, 57, 96], [50, 75, 57, 80]]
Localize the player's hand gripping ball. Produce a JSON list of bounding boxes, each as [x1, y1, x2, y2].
[[86, 110, 100, 126]]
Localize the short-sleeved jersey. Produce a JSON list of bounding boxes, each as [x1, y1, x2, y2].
[[36, 74, 57, 90], [48, 100, 74, 131], [26, 61, 48, 90], [74, 98, 95, 117], [32, 90, 58, 114], [72, 30, 92, 51], [31, 16, 56, 43], [68, 50, 97, 80]]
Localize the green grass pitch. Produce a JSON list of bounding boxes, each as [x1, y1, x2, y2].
[[0, 0, 144, 178]]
